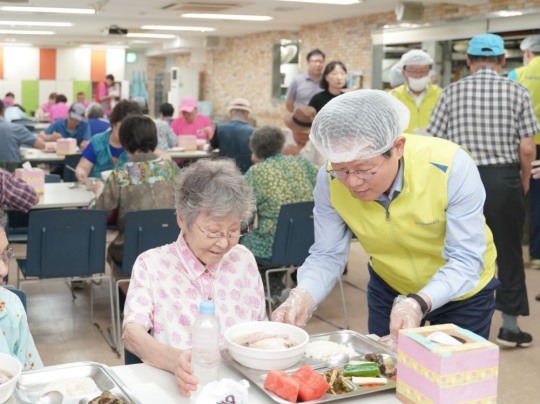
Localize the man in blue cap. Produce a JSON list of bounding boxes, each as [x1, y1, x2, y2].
[[428, 33, 540, 348]]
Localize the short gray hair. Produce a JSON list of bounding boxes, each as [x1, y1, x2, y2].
[[0, 210, 6, 229], [249, 125, 285, 160], [174, 159, 255, 228], [87, 103, 104, 119]]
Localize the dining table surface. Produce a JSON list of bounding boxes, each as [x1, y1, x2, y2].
[[111, 362, 400, 404], [34, 182, 94, 209], [165, 147, 215, 160], [19, 147, 79, 163]]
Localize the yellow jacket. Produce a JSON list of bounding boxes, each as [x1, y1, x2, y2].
[[391, 83, 442, 134], [328, 135, 496, 299], [515, 57, 540, 144]]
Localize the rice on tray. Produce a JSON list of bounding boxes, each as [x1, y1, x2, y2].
[[43, 376, 100, 398], [304, 341, 357, 361]]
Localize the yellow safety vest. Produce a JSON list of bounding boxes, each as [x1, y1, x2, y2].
[[515, 57, 540, 145], [329, 135, 496, 299], [391, 83, 442, 134]]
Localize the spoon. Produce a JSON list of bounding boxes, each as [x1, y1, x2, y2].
[[312, 352, 350, 370], [37, 390, 64, 404]]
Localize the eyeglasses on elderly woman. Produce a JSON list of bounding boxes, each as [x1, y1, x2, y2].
[[1, 248, 14, 265], [194, 221, 250, 239]]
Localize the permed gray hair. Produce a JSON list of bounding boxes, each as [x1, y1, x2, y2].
[[174, 159, 255, 228], [86, 103, 105, 119], [0, 210, 6, 229], [249, 125, 285, 160]]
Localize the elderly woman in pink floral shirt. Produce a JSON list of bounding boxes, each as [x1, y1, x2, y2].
[[122, 158, 266, 396]]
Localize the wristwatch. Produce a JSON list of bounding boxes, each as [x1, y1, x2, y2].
[[407, 293, 429, 318]]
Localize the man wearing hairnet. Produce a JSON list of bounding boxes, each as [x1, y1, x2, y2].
[[391, 49, 442, 135], [509, 35, 540, 275], [272, 89, 499, 345]]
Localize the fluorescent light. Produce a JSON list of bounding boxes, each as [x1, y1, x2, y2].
[[0, 29, 55, 35], [0, 42, 32, 47], [0, 6, 95, 14], [126, 33, 176, 39], [181, 13, 273, 21], [276, 0, 362, 4], [0, 21, 73, 27], [80, 44, 128, 49], [493, 10, 523, 17], [142, 25, 216, 32]]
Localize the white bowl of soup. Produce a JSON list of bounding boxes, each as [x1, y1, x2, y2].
[[224, 321, 309, 370], [0, 353, 22, 403]]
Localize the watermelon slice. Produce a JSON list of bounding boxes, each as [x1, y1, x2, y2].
[[264, 370, 300, 402], [291, 364, 330, 402]]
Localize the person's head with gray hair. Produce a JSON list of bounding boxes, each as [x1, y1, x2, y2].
[[86, 103, 105, 119], [249, 125, 285, 161], [174, 159, 255, 230], [0, 210, 6, 229]]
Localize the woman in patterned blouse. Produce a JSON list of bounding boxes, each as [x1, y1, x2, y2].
[[241, 125, 318, 299], [122, 159, 266, 397]]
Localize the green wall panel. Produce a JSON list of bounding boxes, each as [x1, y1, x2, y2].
[[73, 81, 91, 103], [21, 80, 39, 117]]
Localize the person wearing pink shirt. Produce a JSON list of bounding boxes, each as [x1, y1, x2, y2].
[[76, 92, 91, 108], [49, 94, 69, 122], [122, 159, 266, 397], [40, 92, 57, 117], [170, 96, 213, 141]]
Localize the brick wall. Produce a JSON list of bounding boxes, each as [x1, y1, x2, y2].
[[146, 0, 540, 127]]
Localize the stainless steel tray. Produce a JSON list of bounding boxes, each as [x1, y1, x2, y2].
[[222, 330, 397, 403], [12, 362, 140, 404]]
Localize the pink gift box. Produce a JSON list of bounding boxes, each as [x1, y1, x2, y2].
[[56, 138, 77, 155], [397, 324, 498, 404], [15, 167, 45, 194]]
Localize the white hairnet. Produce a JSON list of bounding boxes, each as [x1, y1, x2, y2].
[[401, 49, 433, 66], [310, 90, 410, 163], [521, 35, 540, 52], [390, 61, 404, 88]]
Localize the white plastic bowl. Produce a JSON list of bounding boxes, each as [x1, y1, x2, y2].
[[224, 321, 309, 370], [100, 170, 113, 181], [0, 353, 22, 403]]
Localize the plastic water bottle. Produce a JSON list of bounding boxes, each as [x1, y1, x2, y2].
[[191, 301, 221, 401]]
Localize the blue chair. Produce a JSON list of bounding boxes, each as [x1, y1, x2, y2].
[[111, 208, 179, 351], [261, 201, 349, 329], [16, 209, 118, 354], [124, 348, 143, 365], [62, 154, 82, 182], [44, 173, 61, 183]]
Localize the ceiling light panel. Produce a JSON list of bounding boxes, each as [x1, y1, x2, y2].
[[142, 25, 216, 32], [0, 6, 95, 14], [181, 13, 273, 21], [0, 29, 55, 35], [276, 0, 362, 4], [126, 33, 177, 39], [0, 21, 73, 27]]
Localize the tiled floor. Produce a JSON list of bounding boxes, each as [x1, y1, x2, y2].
[[8, 238, 539, 403]]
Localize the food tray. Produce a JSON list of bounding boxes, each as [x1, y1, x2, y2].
[[222, 330, 397, 403], [12, 362, 140, 404]]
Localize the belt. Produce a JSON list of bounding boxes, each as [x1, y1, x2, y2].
[[478, 163, 519, 169]]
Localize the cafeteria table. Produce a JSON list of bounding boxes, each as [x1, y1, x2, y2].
[[19, 147, 79, 163], [112, 362, 400, 403], [34, 182, 94, 209], [166, 148, 214, 160]]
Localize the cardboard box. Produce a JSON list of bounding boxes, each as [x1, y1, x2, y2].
[[56, 138, 77, 155], [15, 167, 45, 194], [177, 135, 197, 151], [396, 324, 498, 404]]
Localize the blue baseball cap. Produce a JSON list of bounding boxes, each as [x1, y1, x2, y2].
[[467, 34, 505, 56]]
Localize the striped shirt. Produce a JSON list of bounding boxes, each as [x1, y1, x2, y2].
[[427, 66, 540, 166], [0, 168, 36, 212]]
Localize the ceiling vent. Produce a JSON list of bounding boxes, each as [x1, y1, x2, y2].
[[161, 2, 243, 13]]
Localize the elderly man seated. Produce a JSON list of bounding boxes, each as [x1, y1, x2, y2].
[[38, 103, 91, 149]]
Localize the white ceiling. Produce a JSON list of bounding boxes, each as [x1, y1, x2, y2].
[[0, 0, 487, 51]]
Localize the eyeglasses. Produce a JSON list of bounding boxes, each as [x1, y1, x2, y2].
[[0, 248, 14, 265], [309, 59, 324, 65], [194, 222, 250, 239], [327, 158, 387, 180]]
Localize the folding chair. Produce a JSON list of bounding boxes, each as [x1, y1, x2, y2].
[[16, 209, 118, 354], [110, 209, 179, 351], [261, 201, 349, 329]]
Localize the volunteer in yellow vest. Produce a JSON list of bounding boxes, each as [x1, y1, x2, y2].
[[272, 90, 499, 346], [391, 49, 442, 135], [509, 35, 540, 274]]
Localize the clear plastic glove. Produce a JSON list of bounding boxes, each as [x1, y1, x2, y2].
[[378, 335, 398, 352], [388, 295, 423, 341], [271, 287, 317, 327]]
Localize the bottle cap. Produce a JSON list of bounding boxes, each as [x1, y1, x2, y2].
[[199, 301, 215, 315]]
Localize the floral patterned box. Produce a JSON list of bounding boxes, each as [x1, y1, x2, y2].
[[15, 167, 45, 194], [396, 324, 498, 404]]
